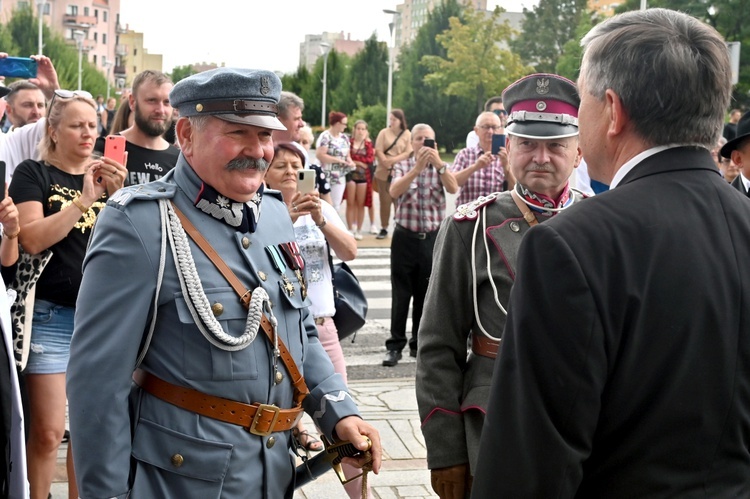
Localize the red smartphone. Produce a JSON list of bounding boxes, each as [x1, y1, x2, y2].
[[103, 135, 126, 165]]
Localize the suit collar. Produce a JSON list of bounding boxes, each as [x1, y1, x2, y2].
[[618, 146, 719, 187]]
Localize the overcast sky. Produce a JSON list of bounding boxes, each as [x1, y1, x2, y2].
[[119, 0, 536, 74]]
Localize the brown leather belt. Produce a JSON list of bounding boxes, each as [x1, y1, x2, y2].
[[133, 369, 304, 437], [471, 334, 501, 359]]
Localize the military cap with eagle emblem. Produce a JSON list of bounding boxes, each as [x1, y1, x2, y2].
[[502, 73, 580, 139], [169, 67, 286, 131]]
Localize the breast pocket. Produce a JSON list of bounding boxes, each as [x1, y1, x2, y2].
[[272, 277, 310, 364], [174, 288, 260, 381], [131, 418, 233, 499]]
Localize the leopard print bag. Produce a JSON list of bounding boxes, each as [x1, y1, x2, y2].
[[10, 247, 52, 370]]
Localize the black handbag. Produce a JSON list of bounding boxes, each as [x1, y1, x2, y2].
[[328, 252, 368, 341]]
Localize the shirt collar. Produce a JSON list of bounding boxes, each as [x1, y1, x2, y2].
[[609, 144, 702, 189]]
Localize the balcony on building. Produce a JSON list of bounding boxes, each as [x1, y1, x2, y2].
[[113, 65, 126, 77], [115, 44, 128, 57], [63, 14, 98, 28], [65, 38, 96, 52], [116, 23, 128, 34]]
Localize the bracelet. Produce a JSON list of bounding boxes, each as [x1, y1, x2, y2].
[[316, 218, 327, 229], [3, 227, 20, 239], [72, 197, 90, 214]]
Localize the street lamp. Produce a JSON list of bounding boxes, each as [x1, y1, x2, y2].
[[319, 42, 332, 129], [73, 30, 85, 91], [383, 9, 400, 122], [103, 61, 113, 100], [36, 1, 47, 56]]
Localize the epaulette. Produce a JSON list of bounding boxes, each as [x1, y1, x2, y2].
[[107, 181, 177, 207], [263, 188, 284, 201], [453, 193, 500, 221]]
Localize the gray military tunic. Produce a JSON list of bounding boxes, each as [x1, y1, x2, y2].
[[67, 156, 359, 499], [416, 190, 585, 476]]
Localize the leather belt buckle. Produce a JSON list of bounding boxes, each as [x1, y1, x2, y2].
[[314, 317, 326, 325], [248, 404, 280, 436]]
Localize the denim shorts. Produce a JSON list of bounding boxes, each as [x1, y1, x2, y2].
[[24, 299, 75, 374]]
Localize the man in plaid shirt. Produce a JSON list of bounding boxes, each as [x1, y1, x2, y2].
[[382, 124, 459, 367], [451, 112, 512, 206]]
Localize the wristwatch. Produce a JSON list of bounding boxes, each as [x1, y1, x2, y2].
[[437, 164, 447, 175]]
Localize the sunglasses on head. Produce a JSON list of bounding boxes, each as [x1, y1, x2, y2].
[[50, 89, 93, 108]]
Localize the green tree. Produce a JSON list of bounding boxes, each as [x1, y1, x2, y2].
[[512, 0, 590, 73], [393, 0, 476, 152], [555, 14, 599, 81], [170, 64, 196, 83], [280, 65, 311, 98], [334, 34, 389, 113], [421, 6, 531, 113], [350, 103, 387, 138], [300, 50, 350, 128]]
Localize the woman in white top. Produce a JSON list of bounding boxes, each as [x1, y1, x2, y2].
[[265, 143, 368, 498], [315, 111, 355, 212]]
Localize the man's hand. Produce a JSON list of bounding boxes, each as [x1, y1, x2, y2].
[[474, 152, 494, 171], [334, 416, 382, 474], [431, 463, 470, 499], [29, 55, 60, 100]]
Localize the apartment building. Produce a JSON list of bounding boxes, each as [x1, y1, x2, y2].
[[299, 31, 365, 71], [0, 0, 160, 90]]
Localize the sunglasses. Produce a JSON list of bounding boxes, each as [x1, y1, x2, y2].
[[49, 89, 93, 110], [492, 109, 508, 117]]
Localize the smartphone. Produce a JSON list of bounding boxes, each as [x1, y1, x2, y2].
[[423, 138, 436, 149], [103, 135, 127, 165], [0, 161, 5, 203], [0, 57, 38, 79], [491, 134, 507, 155], [298, 169, 316, 194]]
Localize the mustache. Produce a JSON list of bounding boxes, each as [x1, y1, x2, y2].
[[527, 163, 554, 172], [226, 157, 270, 172]]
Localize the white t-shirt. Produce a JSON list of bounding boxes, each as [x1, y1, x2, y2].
[[293, 200, 346, 318]]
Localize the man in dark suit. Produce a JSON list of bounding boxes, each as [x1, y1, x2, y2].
[[472, 9, 750, 498], [721, 110, 750, 195]]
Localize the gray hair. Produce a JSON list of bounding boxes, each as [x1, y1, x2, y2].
[[188, 115, 211, 131], [278, 91, 304, 119], [411, 123, 434, 137], [580, 8, 731, 148]]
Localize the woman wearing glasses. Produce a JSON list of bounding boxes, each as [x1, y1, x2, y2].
[[8, 90, 127, 499]]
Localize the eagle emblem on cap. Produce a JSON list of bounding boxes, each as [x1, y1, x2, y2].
[[536, 77, 550, 95], [260, 76, 270, 96]]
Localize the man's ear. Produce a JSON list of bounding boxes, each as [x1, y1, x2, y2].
[[176, 118, 192, 156], [606, 89, 627, 137]]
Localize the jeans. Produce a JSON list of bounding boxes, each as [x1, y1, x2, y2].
[[24, 299, 75, 374]]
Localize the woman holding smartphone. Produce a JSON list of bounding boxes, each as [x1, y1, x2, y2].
[[9, 90, 127, 499], [265, 143, 367, 498]]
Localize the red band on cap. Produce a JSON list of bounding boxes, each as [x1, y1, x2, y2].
[[512, 99, 578, 118]]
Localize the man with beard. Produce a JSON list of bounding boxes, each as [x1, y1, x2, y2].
[[95, 70, 179, 185], [67, 67, 381, 498]]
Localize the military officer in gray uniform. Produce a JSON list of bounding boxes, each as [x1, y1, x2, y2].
[[67, 68, 381, 498], [416, 74, 586, 499]]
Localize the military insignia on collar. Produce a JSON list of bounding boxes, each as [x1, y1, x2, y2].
[[536, 77, 550, 95], [453, 193, 499, 222], [260, 76, 271, 96]]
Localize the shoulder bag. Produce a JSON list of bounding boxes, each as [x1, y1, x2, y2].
[[327, 248, 368, 342]]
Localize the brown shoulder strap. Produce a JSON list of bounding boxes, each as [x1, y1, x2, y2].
[[171, 203, 309, 406], [511, 189, 539, 227]]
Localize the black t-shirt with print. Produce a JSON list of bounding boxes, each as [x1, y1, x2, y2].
[[9, 160, 106, 307], [95, 137, 179, 186]]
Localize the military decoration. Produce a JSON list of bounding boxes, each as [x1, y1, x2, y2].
[[279, 242, 307, 300], [265, 245, 295, 297]]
